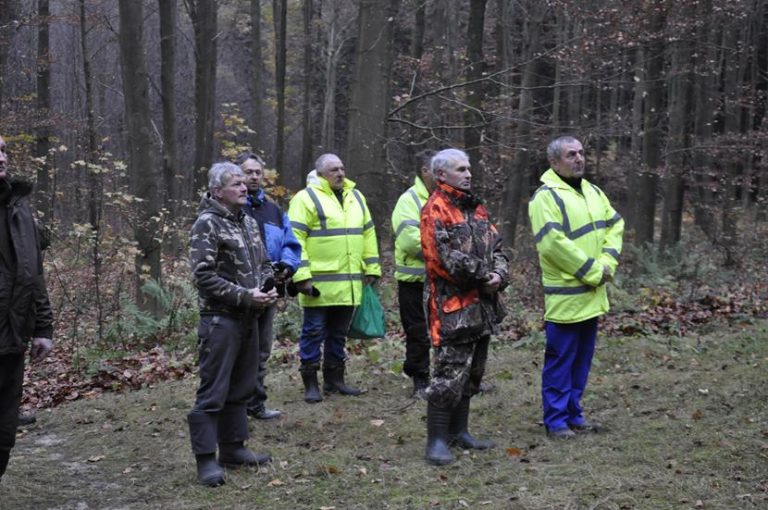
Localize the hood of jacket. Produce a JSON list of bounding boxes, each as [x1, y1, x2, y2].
[[197, 192, 244, 222]]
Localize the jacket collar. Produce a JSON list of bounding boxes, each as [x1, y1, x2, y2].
[[0, 178, 34, 206], [311, 176, 357, 196], [247, 188, 267, 207], [198, 192, 244, 222], [540, 168, 586, 192], [436, 181, 481, 209], [413, 176, 429, 199]]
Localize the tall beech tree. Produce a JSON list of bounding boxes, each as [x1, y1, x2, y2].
[[117, 0, 162, 313]]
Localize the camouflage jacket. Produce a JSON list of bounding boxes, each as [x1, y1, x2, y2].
[[420, 181, 509, 347], [190, 194, 273, 316]]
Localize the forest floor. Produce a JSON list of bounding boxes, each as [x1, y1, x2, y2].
[[3, 318, 768, 510]]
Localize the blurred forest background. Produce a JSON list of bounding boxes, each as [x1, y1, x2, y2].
[[0, 0, 766, 404]]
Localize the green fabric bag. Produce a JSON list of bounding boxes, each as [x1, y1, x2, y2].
[[348, 284, 386, 339]]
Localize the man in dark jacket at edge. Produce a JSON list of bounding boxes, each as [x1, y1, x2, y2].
[[0, 135, 54, 483], [236, 152, 301, 420], [420, 148, 509, 465], [188, 162, 278, 487]]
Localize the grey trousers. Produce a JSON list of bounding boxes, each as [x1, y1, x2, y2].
[[247, 304, 277, 411], [187, 313, 264, 455]]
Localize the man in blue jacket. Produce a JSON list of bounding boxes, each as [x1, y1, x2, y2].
[[237, 152, 301, 420]]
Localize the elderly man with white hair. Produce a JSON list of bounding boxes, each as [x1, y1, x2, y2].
[[187, 162, 278, 487]]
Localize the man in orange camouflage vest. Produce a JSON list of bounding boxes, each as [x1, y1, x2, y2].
[[420, 148, 509, 466]]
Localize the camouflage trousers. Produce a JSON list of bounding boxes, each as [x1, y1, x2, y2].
[[426, 335, 490, 408]]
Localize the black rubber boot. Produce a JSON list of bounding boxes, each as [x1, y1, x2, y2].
[[218, 441, 272, 468], [195, 453, 225, 487], [412, 374, 430, 400], [300, 364, 323, 403], [425, 402, 454, 465], [449, 397, 495, 450], [323, 362, 365, 396]]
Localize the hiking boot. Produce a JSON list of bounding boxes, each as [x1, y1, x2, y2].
[[247, 403, 282, 420], [218, 442, 271, 468], [195, 453, 225, 487], [323, 362, 365, 396], [547, 427, 576, 439], [449, 397, 495, 450], [570, 420, 602, 434], [426, 402, 454, 465]]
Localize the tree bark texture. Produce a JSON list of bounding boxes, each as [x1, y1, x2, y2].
[[273, 0, 287, 182], [635, 7, 666, 246], [189, 0, 218, 193], [159, 0, 179, 209], [117, 0, 162, 313], [659, 38, 690, 251], [346, 0, 399, 224], [35, 0, 53, 222]]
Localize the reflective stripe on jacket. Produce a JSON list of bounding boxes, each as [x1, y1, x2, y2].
[[391, 176, 429, 282], [421, 181, 509, 347], [288, 177, 381, 307], [528, 169, 624, 323]]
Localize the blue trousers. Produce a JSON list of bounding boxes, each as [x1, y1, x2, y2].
[[542, 318, 598, 431], [298, 306, 354, 365]]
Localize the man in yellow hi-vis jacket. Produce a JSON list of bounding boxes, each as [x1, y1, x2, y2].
[[391, 149, 435, 398], [528, 136, 624, 439], [288, 153, 381, 403]]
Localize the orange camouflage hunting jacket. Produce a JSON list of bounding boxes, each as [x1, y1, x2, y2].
[[420, 181, 509, 347]]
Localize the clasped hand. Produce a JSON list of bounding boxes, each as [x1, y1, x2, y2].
[[250, 287, 279, 306]]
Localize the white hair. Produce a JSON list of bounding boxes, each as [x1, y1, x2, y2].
[[430, 148, 469, 177], [208, 162, 243, 192]]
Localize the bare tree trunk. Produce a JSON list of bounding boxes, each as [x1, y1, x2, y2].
[[346, 0, 400, 223], [693, 0, 717, 237], [463, 0, 487, 192], [320, 4, 339, 150], [250, 0, 265, 152], [80, 0, 105, 340], [300, 0, 313, 178], [273, 0, 287, 181], [635, 7, 666, 246], [79, 0, 99, 230], [188, 0, 218, 193], [0, 0, 19, 115], [117, 0, 162, 314], [411, 0, 426, 60], [720, 25, 744, 267], [660, 38, 690, 251], [159, 0, 178, 210], [35, 0, 53, 222], [500, 1, 541, 247]]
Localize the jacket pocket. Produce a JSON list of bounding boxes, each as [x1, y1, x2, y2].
[[439, 289, 485, 342]]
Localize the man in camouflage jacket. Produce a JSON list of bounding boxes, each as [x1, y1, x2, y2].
[[187, 162, 278, 487], [420, 148, 509, 466]]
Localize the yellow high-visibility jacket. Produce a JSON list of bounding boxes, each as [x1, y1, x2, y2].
[[391, 176, 430, 283], [528, 169, 624, 323], [288, 176, 381, 307]]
